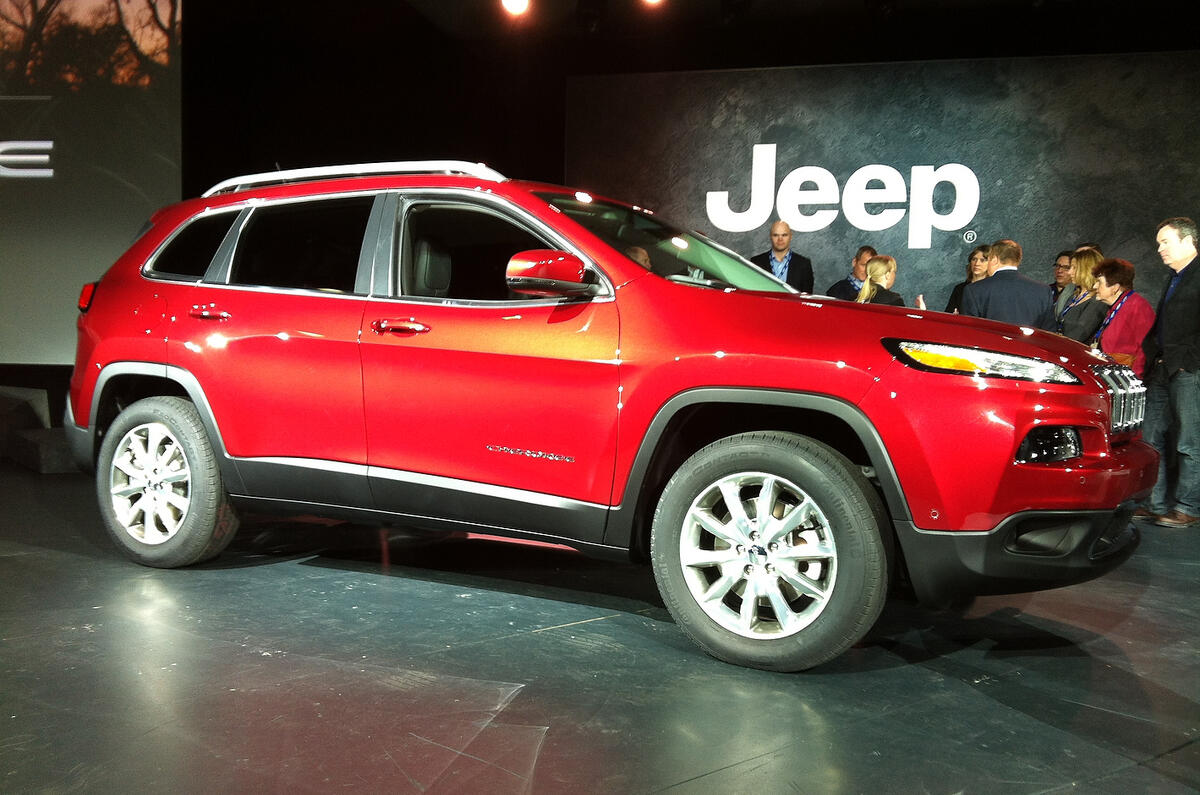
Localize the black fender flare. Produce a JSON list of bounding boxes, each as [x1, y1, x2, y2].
[[79, 362, 246, 494], [601, 387, 911, 549]]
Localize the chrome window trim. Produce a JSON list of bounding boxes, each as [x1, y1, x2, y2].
[[142, 189, 390, 293], [139, 187, 615, 305], [208, 191, 382, 294], [388, 187, 615, 305], [157, 280, 376, 302]]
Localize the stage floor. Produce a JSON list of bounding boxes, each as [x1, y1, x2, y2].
[[1, 461, 1196, 793]]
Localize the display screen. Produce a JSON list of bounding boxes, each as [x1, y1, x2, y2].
[[1, 0, 181, 365]]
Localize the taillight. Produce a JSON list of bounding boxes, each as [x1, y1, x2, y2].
[[77, 282, 97, 313]]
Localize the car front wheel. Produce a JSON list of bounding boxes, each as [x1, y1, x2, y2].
[[651, 431, 889, 671], [96, 396, 239, 567]]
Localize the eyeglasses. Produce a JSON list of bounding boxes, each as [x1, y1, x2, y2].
[[1053, 264, 1071, 269]]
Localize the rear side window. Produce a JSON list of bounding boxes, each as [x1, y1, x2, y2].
[[230, 196, 374, 293], [149, 211, 238, 280]]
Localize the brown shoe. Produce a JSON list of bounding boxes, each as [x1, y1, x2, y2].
[[1132, 507, 1160, 521], [1155, 509, 1200, 528]]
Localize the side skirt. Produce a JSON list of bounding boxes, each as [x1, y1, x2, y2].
[[230, 455, 619, 557]]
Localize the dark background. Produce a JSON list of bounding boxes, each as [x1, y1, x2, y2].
[[180, 0, 1197, 195]]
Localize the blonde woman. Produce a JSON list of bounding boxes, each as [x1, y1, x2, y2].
[[855, 256, 908, 306], [1056, 246, 1107, 342]]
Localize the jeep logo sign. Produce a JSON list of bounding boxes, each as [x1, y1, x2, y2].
[[706, 144, 980, 249]]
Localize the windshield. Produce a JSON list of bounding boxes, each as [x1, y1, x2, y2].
[[536, 191, 791, 293]]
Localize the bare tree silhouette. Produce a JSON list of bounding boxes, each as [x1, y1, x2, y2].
[[1, 0, 179, 90], [111, 0, 178, 81], [0, 0, 65, 88]]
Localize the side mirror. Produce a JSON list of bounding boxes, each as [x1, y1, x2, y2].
[[506, 249, 600, 298]]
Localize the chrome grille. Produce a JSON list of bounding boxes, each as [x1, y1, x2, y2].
[[1092, 365, 1146, 433]]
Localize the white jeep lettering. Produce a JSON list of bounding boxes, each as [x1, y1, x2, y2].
[[776, 165, 839, 233], [706, 143, 980, 249], [841, 164, 907, 232], [0, 140, 54, 178], [705, 143, 777, 232], [907, 164, 980, 248]]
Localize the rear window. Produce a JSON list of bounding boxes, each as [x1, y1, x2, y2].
[[148, 211, 238, 280]]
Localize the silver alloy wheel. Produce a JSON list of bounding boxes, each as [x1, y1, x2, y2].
[[680, 471, 836, 639], [108, 421, 192, 545]]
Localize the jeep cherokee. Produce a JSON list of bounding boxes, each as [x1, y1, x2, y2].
[[66, 160, 1157, 671]]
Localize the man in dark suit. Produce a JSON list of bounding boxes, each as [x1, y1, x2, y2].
[[1138, 217, 1200, 527], [749, 220, 814, 293], [826, 245, 876, 300], [960, 239, 1055, 330]]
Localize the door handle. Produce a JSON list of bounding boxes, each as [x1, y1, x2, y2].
[[371, 318, 431, 335], [189, 304, 231, 320]]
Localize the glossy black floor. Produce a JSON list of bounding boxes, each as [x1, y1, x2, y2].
[[1, 461, 1196, 794]]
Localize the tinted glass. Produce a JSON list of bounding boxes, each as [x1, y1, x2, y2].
[[402, 204, 548, 301], [150, 211, 237, 280], [230, 196, 374, 292]]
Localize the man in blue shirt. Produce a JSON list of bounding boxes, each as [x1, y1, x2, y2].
[[1138, 216, 1200, 527], [749, 220, 814, 293]]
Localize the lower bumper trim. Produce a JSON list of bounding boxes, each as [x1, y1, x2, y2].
[[895, 502, 1141, 608]]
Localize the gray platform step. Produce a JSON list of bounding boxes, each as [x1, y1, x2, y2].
[[0, 390, 78, 474], [9, 428, 78, 474]]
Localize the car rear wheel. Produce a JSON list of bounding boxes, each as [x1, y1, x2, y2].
[[97, 396, 239, 567], [651, 431, 889, 671]]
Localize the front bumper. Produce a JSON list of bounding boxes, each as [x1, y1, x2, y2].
[[896, 501, 1141, 607]]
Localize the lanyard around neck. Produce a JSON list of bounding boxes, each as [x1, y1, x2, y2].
[[1092, 290, 1134, 342]]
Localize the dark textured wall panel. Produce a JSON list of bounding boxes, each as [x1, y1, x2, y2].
[[566, 51, 1199, 311]]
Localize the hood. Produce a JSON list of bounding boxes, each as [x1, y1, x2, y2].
[[637, 278, 1109, 382]]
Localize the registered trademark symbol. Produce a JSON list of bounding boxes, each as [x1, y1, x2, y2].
[[963, 230, 977, 244]]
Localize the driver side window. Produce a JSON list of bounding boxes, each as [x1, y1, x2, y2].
[[400, 203, 548, 301]]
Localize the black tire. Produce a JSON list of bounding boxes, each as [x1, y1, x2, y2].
[[96, 396, 239, 567], [650, 431, 889, 671]]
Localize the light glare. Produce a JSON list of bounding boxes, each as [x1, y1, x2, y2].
[[502, 0, 530, 16]]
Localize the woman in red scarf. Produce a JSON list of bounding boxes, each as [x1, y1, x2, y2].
[[1091, 258, 1156, 377]]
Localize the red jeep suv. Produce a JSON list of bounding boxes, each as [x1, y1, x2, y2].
[[66, 161, 1157, 671]]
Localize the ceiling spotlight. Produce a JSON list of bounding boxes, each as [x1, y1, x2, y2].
[[502, 0, 530, 16]]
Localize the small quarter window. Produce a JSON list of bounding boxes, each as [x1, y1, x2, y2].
[[230, 196, 374, 293], [149, 211, 237, 280]]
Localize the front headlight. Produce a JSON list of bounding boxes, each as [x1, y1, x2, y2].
[[885, 340, 1081, 385]]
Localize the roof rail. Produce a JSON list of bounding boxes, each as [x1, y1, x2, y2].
[[201, 160, 507, 197]]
